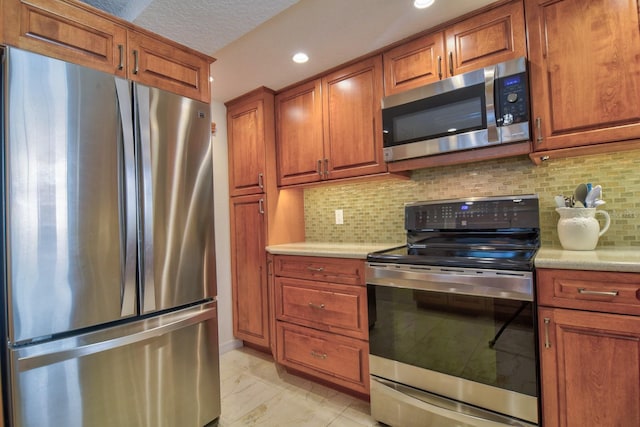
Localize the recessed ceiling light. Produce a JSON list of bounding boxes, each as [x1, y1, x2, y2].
[[292, 52, 309, 64], [414, 0, 435, 9]]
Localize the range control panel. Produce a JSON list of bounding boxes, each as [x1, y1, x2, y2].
[[405, 195, 540, 230]]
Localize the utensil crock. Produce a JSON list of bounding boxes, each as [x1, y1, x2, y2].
[[556, 207, 610, 250]]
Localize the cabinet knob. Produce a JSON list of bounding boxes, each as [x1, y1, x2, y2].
[[308, 302, 325, 310]]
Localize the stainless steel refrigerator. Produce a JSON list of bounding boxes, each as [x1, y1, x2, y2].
[[0, 47, 221, 427]]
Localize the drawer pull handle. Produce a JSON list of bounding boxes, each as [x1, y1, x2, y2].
[[544, 318, 551, 349], [308, 303, 325, 310], [307, 267, 324, 272], [578, 288, 619, 297], [310, 350, 327, 360]]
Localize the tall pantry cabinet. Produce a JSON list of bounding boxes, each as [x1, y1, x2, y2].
[[226, 88, 304, 351]]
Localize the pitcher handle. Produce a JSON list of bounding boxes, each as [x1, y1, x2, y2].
[[595, 210, 611, 236]]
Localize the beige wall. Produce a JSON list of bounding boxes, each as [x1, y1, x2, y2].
[[304, 149, 640, 248]]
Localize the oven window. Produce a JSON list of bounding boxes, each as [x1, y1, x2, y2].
[[368, 285, 537, 397]]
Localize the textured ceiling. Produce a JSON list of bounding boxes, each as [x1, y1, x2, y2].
[[81, 0, 496, 102]]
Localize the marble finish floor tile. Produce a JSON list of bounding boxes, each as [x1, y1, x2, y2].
[[218, 347, 383, 427]]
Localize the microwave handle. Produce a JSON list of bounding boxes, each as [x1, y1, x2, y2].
[[485, 65, 499, 143]]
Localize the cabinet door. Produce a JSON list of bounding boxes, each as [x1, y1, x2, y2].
[[322, 55, 387, 180], [3, 0, 127, 76], [538, 307, 640, 427], [275, 79, 325, 186], [383, 32, 446, 96], [227, 95, 268, 196], [230, 194, 270, 349], [127, 30, 211, 102], [445, 0, 526, 77], [526, 0, 640, 151]]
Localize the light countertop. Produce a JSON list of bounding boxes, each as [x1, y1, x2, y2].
[[268, 242, 640, 272], [535, 247, 640, 273], [265, 242, 402, 259]]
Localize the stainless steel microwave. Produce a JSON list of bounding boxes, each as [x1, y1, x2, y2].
[[382, 57, 530, 162]]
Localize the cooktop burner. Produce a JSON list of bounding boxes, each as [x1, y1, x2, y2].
[[368, 195, 540, 272]]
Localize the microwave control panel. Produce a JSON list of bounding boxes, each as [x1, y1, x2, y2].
[[495, 72, 528, 126]]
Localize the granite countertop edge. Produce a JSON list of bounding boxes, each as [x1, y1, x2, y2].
[[265, 242, 403, 260]]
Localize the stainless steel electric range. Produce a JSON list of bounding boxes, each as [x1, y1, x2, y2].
[[366, 195, 540, 427]]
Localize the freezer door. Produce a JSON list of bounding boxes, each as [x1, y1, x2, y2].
[[135, 84, 215, 313], [3, 48, 137, 344], [8, 302, 221, 427]]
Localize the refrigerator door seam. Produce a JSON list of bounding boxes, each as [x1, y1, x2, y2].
[[134, 83, 157, 313], [115, 78, 137, 318]]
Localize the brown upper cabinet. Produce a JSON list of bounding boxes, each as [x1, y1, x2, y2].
[[276, 55, 386, 186], [127, 30, 212, 102], [226, 88, 275, 197], [383, 0, 526, 96], [2, 0, 213, 102], [526, 0, 640, 152]]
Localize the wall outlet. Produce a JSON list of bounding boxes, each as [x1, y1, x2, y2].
[[335, 209, 344, 225]]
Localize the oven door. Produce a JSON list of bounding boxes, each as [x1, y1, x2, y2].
[[366, 263, 539, 426]]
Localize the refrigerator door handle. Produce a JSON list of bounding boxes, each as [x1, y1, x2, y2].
[[115, 78, 137, 318], [16, 305, 217, 372], [135, 84, 157, 313]]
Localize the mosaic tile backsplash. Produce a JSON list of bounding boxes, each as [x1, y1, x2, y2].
[[304, 149, 640, 247]]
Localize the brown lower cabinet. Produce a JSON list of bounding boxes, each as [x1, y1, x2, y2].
[[273, 255, 370, 395], [537, 268, 640, 426]]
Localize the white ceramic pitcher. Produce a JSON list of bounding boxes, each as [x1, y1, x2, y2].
[[556, 207, 611, 250]]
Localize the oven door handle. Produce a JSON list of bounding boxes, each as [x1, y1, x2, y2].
[[371, 376, 537, 427], [366, 267, 533, 301]]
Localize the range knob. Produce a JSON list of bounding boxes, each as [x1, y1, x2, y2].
[[502, 113, 514, 125], [507, 93, 519, 103]]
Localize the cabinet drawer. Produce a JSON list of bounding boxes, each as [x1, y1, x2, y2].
[[275, 277, 368, 340], [276, 321, 369, 394], [537, 269, 640, 315], [274, 255, 364, 285]]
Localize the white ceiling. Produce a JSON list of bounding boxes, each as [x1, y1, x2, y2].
[[82, 0, 496, 103]]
